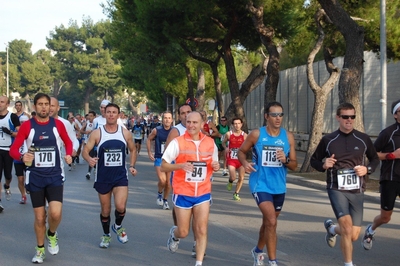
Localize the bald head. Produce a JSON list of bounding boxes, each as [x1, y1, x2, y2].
[[50, 97, 60, 118]]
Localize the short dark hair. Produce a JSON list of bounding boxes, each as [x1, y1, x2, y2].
[[266, 101, 284, 114], [178, 104, 192, 115], [15, 100, 22, 105], [231, 117, 243, 124], [34, 93, 50, 106], [88, 110, 96, 116], [336, 102, 355, 116], [105, 103, 120, 114], [162, 111, 172, 119]]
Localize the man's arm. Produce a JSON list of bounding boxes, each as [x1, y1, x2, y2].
[[55, 119, 73, 156], [310, 138, 328, 172], [284, 131, 298, 171], [222, 131, 230, 150], [9, 121, 30, 161], [146, 128, 157, 161], [123, 128, 137, 176], [209, 122, 221, 138], [82, 129, 99, 167], [238, 129, 259, 173], [165, 127, 179, 148]]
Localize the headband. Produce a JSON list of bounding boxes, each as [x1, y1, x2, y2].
[[393, 102, 400, 114]]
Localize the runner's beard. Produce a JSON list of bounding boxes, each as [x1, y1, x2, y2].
[[37, 110, 49, 119]]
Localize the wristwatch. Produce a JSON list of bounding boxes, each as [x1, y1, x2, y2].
[[367, 166, 372, 175], [284, 158, 290, 165]]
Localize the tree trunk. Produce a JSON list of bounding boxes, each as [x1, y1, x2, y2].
[[210, 62, 224, 118], [184, 64, 195, 110], [84, 87, 93, 114], [195, 66, 205, 111], [247, 1, 280, 125], [300, 9, 340, 172], [318, 0, 365, 132]]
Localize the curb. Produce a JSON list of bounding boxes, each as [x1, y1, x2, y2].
[[286, 174, 400, 208]]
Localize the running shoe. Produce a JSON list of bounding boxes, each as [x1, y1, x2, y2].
[[191, 242, 196, 258], [268, 260, 278, 266], [191, 241, 206, 258], [20, 195, 27, 204], [68, 165, 72, 171], [4, 184, 11, 201], [163, 201, 170, 210], [233, 193, 241, 201], [99, 234, 111, 248], [222, 169, 228, 176], [227, 182, 233, 191], [324, 219, 337, 248], [251, 247, 267, 266], [85, 172, 90, 180], [157, 194, 163, 206], [362, 224, 375, 250], [0, 202, 4, 213], [167, 226, 180, 253], [32, 246, 45, 263], [112, 224, 128, 243], [46, 230, 59, 255]]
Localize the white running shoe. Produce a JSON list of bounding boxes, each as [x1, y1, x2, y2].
[[112, 224, 128, 243], [167, 226, 180, 253], [46, 231, 59, 255], [157, 194, 163, 206], [99, 234, 111, 248], [324, 219, 337, 248], [32, 246, 45, 263], [163, 201, 170, 210]]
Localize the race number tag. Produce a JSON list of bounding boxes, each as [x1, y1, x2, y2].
[[337, 169, 360, 190], [161, 142, 165, 154], [261, 145, 283, 167], [103, 148, 123, 167], [34, 146, 56, 167], [185, 161, 207, 182], [133, 129, 141, 139], [230, 148, 238, 159]]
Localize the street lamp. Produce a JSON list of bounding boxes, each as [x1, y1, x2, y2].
[[5, 44, 9, 98]]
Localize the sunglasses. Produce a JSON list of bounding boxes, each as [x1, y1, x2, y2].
[[339, 115, 356, 120], [268, 112, 284, 117]]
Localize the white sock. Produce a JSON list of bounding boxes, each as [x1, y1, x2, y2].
[[329, 225, 336, 235], [368, 226, 375, 235], [195, 261, 202, 266], [344, 262, 353, 266]]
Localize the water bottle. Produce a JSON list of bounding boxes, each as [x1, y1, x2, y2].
[[25, 143, 35, 167]]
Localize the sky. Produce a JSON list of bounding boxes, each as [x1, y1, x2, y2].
[[0, 0, 107, 53]]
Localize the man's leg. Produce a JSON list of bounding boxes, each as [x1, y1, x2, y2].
[[258, 201, 280, 261], [235, 166, 245, 194], [192, 202, 210, 263], [33, 206, 47, 246], [334, 215, 360, 263]]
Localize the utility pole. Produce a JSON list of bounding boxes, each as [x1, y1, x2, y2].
[[380, 0, 387, 129], [6, 45, 9, 98]]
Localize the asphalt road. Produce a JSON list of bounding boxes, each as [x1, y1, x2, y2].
[[0, 147, 399, 266]]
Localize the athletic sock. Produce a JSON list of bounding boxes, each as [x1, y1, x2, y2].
[[254, 246, 263, 253]]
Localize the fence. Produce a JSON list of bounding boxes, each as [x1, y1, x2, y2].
[[222, 51, 400, 140]]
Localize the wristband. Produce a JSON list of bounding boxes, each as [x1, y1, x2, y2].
[[129, 166, 135, 169], [386, 153, 396, 160]]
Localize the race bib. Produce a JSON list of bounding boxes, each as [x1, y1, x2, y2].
[[161, 142, 165, 154], [185, 161, 207, 182], [133, 130, 141, 138], [337, 169, 360, 190], [103, 148, 123, 167], [261, 145, 283, 167], [230, 148, 238, 159], [34, 146, 56, 167]]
